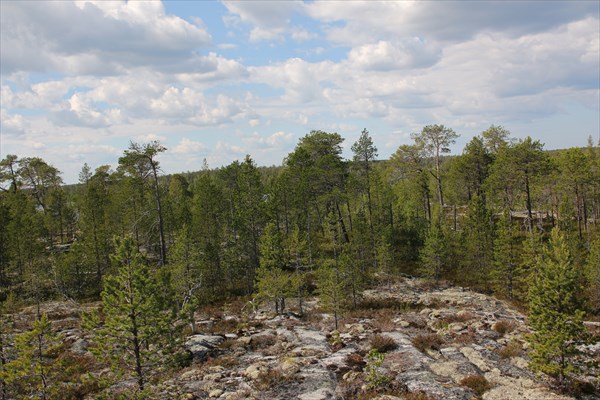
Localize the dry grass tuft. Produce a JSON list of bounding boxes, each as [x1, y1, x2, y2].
[[492, 319, 517, 336], [412, 333, 444, 352], [459, 374, 492, 396], [496, 340, 523, 359], [370, 334, 398, 353]]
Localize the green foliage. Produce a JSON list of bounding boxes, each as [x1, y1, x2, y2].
[[460, 195, 494, 288], [1, 313, 65, 400], [255, 223, 301, 314], [584, 238, 600, 314], [492, 211, 522, 299], [315, 261, 349, 330], [83, 236, 178, 392], [418, 215, 448, 285], [365, 348, 390, 390], [527, 228, 586, 383]]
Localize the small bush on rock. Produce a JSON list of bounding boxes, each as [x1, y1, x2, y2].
[[492, 319, 517, 336], [344, 353, 366, 370], [370, 334, 398, 353], [496, 340, 523, 359], [412, 334, 444, 352], [459, 374, 492, 396]]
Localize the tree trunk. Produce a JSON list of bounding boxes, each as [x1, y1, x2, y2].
[[524, 172, 533, 232], [151, 165, 167, 266]]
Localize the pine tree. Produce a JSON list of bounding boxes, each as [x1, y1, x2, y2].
[[518, 228, 543, 300], [419, 217, 447, 285], [460, 195, 494, 288], [584, 238, 600, 314], [254, 223, 300, 314], [84, 236, 176, 393], [315, 260, 349, 331], [527, 228, 586, 384], [170, 225, 204, 333], [492, 211, 521, 299], [2, 313, 62, 400]]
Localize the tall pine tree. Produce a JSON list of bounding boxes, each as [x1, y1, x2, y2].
[[527, 228, 586, 384]]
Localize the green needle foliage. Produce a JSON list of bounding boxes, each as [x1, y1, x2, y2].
[[1, 313, 62, 400], [84, 236, 177, 394], [527, 228, 586, 385]]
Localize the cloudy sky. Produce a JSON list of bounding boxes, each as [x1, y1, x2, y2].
[[1, 1, 598, 183]]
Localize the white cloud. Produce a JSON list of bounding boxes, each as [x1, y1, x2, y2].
[[242, 131, 294, 148], [216, 141, 245, 155], [136, 133, 167, 143], [0, 109, 27, 135], [171, 137, 207, 154], [1, 0, 212, 75]]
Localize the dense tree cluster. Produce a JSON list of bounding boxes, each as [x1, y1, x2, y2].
[[1, 127, 598, 395]]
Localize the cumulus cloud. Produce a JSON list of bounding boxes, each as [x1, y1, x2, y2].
[[216, 141, 245, 155], [222, 0, 309, 42], [242, 131, 294, 148], [305, 1, 598, 45], [0, 0, 212, 75], [171, 137, 208, 154], [0, 109, 27, 136]]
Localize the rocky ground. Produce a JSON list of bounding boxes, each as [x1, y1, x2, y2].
[[12, 277, 600, 399], [158, 278, 599, 400]]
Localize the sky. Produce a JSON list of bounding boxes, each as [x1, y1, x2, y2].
[[1, 0, 599, 183]]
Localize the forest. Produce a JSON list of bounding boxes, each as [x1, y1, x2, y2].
[[0, 125, 599, 398]]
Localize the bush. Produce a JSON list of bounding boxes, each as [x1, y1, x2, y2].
[[453, 329, 476, 344], [249, 334, 277, 350], [492, 319, 517, 336], [344, 353, 365, 370], [370, 334, 398, 353], [412, 333, 444, 352], [459, 374, 492, 396], [496, 340, 522, 359]]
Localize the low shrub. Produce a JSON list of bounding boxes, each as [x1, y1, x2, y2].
[[412, 333, 444, 352], [344, 353, 366, 370], [459, 374, 492, 396], [492, 319, 517, 336], [453, 329, 477, 344], [496, 340, 523, 359], [249, 334, 277, 350], [370, 334, 398, 353]]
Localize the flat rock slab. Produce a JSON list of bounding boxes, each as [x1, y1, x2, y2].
[[185, 334, 224, 361]]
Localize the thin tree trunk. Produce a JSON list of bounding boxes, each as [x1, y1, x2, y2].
[[151, 165, 167, 266]]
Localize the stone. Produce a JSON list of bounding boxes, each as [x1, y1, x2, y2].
[[70, 338, 88, 354], [298, 388, 334, 400], [185, 335, 224, 361], [459, 346, 490, 372], [208, 389, 223, 398], [236, 336, 251, 346]]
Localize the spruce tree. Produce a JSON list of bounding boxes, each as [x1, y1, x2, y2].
[[527, 228, 586, 384]]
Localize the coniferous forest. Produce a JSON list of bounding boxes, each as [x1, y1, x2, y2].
[[1, 125, 599, 399]]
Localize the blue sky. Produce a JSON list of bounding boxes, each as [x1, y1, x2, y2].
[[1, 0, 599, 183]]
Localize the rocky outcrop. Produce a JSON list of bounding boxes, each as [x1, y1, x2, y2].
[[153, 278, 597, 399], [12, 279, 596, 399]]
